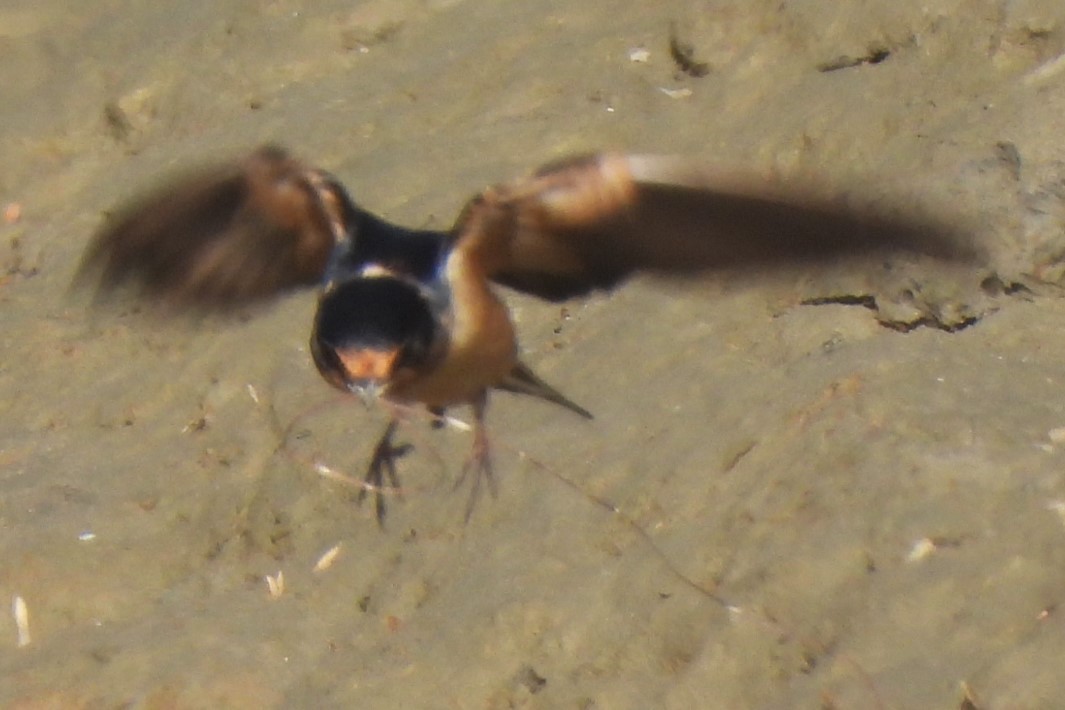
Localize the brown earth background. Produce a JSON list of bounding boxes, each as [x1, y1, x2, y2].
[[3, 1, 1065, 707]]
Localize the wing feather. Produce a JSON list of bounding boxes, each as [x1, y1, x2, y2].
[[469, 154, 975, 300], [76, 145, 340, 308]]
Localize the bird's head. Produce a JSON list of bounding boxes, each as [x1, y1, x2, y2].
[[311, 275, 441, 399]]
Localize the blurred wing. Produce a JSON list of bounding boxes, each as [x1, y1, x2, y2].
[[463, 154, 975, 300], [76, 145, 344, 309]]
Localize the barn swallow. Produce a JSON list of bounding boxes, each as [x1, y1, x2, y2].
[[77, 145, 972, 522]]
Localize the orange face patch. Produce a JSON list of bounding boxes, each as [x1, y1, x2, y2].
[[336, 347, 400, 383]]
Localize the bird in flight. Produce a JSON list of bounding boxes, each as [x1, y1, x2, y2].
[[77, 145, 972, 521]]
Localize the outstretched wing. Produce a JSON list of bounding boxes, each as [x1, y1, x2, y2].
[[76, 145, 347, 308], [455, 154, 976, 301]]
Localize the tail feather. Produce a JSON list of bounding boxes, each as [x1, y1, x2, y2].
[[495, 362, 593, 420]]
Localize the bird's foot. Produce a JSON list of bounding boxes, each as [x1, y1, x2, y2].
[[454, 425, 496, 522], [358, 420, 412, 525]]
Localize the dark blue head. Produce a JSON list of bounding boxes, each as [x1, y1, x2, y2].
[[311, 275, 442, 394]]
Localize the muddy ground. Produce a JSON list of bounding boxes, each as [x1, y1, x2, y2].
[[3, 1, 1065, 707]]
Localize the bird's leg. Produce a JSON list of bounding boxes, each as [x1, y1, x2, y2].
[[359, 418, 412, 525], [454, 391, 496, 522]]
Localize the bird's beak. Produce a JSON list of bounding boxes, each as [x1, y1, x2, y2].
[[347, 379, 381, 407]]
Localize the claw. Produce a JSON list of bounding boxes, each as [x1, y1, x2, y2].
[[358, 419, 411, 525], [452, 392, 496, 522]]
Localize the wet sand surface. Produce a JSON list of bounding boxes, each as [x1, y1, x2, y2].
[[3, 1, 1065, 707]]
